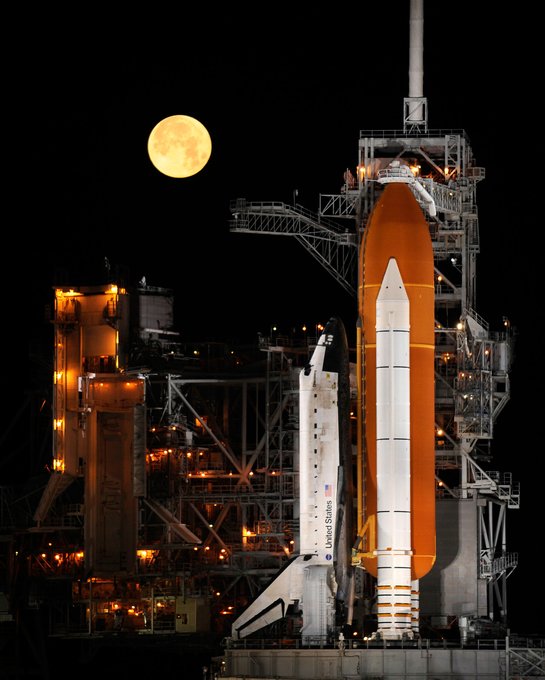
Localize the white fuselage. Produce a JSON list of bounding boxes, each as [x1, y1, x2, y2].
[[375, 257, 413, 639], [299, 334, 339, 563]]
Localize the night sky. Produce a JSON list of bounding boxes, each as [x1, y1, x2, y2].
[[5, 3, 542, 635]]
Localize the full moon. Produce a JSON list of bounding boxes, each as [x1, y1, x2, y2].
[[147, 115, 212, 178]]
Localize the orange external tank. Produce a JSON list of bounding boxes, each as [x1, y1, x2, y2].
[[359, 181, 436, 581]]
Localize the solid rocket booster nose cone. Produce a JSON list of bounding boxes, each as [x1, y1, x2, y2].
[[377, 258, 409, 302]]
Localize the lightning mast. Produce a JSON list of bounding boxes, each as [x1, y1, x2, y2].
[[404, 0, 427, 131]]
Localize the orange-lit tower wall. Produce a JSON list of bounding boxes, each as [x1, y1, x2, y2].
[[358, 182, 436, 583], [53, 285, 146, 577]]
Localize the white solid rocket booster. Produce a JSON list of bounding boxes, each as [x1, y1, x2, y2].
[[375, 257, 413, 638]]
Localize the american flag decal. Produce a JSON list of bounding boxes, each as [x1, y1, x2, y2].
[[325, 484, 332, 497]]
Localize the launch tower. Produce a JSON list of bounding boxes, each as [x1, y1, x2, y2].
[[228, 0, 517, 644]]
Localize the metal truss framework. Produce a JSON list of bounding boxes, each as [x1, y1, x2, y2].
[[506, 640, 545, 678], [230, 200, 358, 297], [229, 128, 517, 628], [141, 343, 307, 611]]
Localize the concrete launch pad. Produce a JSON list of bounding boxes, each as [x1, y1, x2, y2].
[[218, 638, 532, 680]]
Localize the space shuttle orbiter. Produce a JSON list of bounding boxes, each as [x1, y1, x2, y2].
[[230, 317, 354, 642]]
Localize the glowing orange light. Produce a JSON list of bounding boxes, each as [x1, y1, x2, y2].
[[56, 288, 81, 298]]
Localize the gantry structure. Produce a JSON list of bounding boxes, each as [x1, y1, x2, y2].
[[228, 100, 518, 634]]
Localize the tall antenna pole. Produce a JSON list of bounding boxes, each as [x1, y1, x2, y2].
[[404, 0, 427, 131], [409, 0, 424, 110]]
